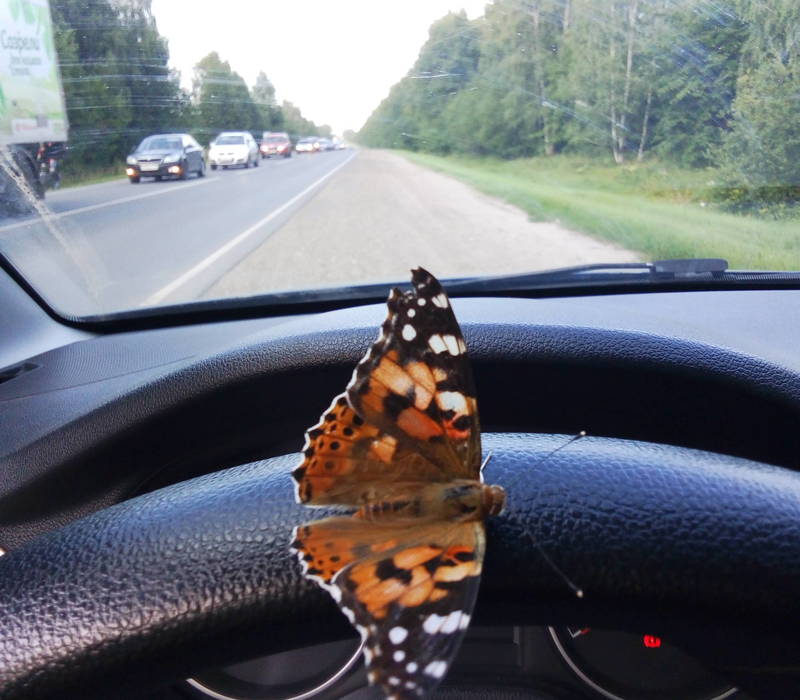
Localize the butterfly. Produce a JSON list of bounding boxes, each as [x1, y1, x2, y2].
[[290, 267, 506, 699]]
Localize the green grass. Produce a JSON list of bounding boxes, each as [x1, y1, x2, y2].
[[399, 151, 800, 271], [60, 161, 127, 189]]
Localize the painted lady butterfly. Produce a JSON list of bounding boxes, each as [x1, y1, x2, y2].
[[290, 268, 505, 699]]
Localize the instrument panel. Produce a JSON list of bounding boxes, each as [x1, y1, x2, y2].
[[186, 625, 744, 699]]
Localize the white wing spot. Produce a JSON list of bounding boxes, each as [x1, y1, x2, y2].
[[440, 610, 462, 634], [433, 293, 449, 308], [422, 613, 444, 634], [458, 338, 467, 353], [424, 660, 448, 678], [443, 334, 461, 355], [389, 626, 408, 644], [402, 324, 417, 341], [417, 297, 427, 306], [341, 606, 355, 623], [393, 650, 405, 662], [406, 662, 418, 673], [363, 647, 373, 664], [459, 613, 471, 629], [407, 308, 416, 318], [436, 391, 467, 414], [389, 677, 401, 686], [428, 334, 447, 354], [405, 681, 418, 690]]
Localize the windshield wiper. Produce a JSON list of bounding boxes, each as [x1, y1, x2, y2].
[[441, 258, 800, 294]]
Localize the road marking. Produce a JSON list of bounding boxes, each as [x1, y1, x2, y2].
[[0, 177, 219, 233], [144, 151, 357, 306]]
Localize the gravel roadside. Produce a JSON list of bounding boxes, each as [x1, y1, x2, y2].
[[204, 149, 639, 298]]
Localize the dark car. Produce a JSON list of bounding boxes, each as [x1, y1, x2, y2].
[[259, 132, 292, 158], [125, 133, 205, 183]]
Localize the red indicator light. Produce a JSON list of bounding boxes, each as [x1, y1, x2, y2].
[[643, 635, 662, 648]]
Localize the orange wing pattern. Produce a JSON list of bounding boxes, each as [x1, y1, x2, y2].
[[291, 516, 485, 699], [292, 393, 445, 506], [347, 268, 481, 480]]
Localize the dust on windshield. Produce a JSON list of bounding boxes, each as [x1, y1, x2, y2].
[[0, 0, 798, 318]]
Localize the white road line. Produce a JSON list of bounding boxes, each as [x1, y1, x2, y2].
[[143, 151, 357, 306], [0, 176, 219, 233]]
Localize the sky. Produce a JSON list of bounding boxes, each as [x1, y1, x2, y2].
[[150, 0, 488, 136]]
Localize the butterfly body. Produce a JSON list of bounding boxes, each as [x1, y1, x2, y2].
[[291, 268, 505, 699], [356, 480, 505, 524]]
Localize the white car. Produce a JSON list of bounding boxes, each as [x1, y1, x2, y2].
[[208, 132, 259, 169]]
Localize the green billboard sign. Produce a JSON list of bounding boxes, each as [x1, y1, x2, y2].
[[0, 0, 68, 144]]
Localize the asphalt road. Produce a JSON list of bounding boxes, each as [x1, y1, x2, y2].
[[0, 150, 356, 315], [0, 148, 637, 317]]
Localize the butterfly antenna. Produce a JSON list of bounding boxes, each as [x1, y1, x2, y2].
[[507, 431, 588, 599], [528, 531, 584, 599], [529, 431, 587, 472], [480, 451, 493, 473]]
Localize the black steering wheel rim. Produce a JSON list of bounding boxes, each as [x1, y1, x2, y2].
[[1, 433, 800, 699]]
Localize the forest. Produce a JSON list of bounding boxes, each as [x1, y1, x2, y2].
[[50, 0, 329, 176], [357, 0, 800, 212]]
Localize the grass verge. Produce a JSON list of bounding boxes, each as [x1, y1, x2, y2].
[[400, 151, 800, 271], [60, 161, 127, 189]]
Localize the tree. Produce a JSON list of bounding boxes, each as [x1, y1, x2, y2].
[[648, 0, 747, 166], [713, 1, 800, 209], [192, 52, 261, 141], [252, 71, 283, 131], [52, 0, 185, 166]]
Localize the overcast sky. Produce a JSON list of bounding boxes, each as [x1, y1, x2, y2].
[[150, 1, 487, 135]]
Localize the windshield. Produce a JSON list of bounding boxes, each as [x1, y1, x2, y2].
[[215, 135, 246, 145], [0, 0, 798, 318], [138, 137, 182, 152]]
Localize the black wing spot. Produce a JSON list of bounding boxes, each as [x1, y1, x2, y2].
[[352, 414, 365, 426], [383, 391, 413, 419], [292, 466, 307, 481], [330, 441, 341, 451], [377, 558, 413, 584], [453, 415, 471, 431], [343, 427, 354, 436]]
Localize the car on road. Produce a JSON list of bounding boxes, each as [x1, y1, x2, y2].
[[125, 134, 205, 183], [295, 136, 320, 154], [208, 132, 259, 170], [259, 132, 292, 159]]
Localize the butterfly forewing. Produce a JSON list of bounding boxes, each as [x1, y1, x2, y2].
[[347, 268, 481, 480], [293, 393, 445, 506]]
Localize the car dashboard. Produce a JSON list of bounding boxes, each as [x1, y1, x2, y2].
[[1, 264, 799, 699]]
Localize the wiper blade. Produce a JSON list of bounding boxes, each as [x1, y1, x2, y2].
[[442, 258, 800, 294]]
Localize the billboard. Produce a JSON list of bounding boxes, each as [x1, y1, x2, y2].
[[0, 0, 68, 144]]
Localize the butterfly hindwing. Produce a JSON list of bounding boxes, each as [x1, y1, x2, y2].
[[291, 516, 485, 699], [347, 268, 481, 481]]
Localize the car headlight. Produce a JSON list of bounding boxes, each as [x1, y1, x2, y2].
[[126, 155, 138, 165], [163, 153, 180, 164]]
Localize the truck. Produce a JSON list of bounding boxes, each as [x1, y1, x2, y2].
[[0, 0, 68, 214]]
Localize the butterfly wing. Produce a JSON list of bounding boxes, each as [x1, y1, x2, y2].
[[292, 392, 445, 506], [291, 516, 485, 699], [347, 267, 482, 480]]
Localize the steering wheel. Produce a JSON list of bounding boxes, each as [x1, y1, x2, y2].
[[2, 433, 800, 699]]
